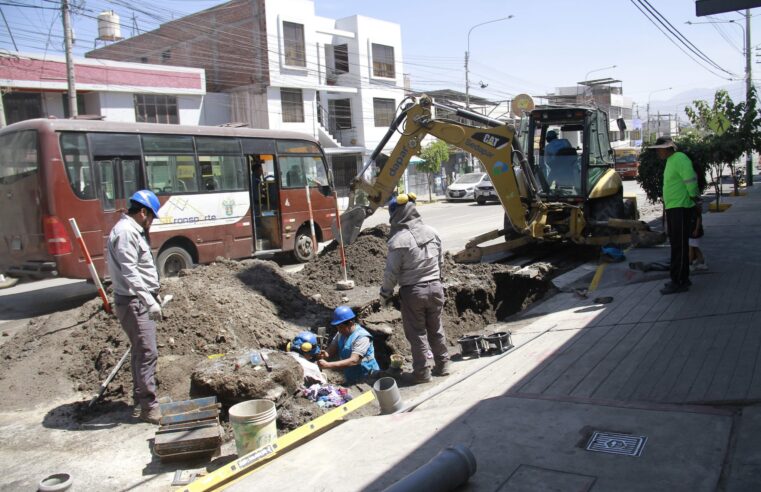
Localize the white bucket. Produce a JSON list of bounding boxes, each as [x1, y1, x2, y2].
[[228, 399, 277, 456]]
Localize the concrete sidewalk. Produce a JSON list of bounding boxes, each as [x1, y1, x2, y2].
[[231, 186, 761, 491]]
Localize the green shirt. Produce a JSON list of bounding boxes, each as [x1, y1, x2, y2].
[[663, 151, 698, 209]]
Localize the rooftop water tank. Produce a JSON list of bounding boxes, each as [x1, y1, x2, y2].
[[97, 11, 122, 41]]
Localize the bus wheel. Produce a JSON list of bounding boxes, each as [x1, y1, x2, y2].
[[157, 246, 193, 278], [292, 227, 316, 263]]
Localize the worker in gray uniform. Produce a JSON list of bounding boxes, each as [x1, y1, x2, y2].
[[380, 193, 450, 384], [106, 190, 163, 424]]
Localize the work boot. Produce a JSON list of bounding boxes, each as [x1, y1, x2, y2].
[[140, 406, 161, 425], [399, 369, 431, 385], [432, 360, 451, 377], [660, 282, 689, 295]]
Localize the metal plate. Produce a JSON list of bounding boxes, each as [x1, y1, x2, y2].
[[586, 431, 647, 457]]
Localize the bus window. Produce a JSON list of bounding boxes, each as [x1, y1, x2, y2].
[[280, 156, 328, 189], [146, 155, 198, 194], [60, 132, 95, 199], [197, 155, 246, 191], [121, 159, 140, 198]]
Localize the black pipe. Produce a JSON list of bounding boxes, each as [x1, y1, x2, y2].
[[381, 444, 477, 492]]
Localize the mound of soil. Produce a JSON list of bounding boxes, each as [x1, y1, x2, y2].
[[0, 225, 553, 430]]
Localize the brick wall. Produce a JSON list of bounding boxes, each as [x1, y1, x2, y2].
[[86, 0, 269, 92]]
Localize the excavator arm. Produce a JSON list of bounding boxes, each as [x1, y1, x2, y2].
[[338, 95, 546, 245]]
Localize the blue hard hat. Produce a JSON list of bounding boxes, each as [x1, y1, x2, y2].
[[331, 305, 356, 326], [387, 193, 416, 217], [130, 190, 161, 218], [289, 330, 320, 356]]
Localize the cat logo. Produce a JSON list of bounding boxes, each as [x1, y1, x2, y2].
[[473, 132, 509, 149]]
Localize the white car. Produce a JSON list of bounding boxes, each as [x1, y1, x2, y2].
[[446, 172, 487, 201]]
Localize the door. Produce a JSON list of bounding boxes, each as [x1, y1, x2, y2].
[[94, 157, 142, 214], [247, 154, 281, 251]]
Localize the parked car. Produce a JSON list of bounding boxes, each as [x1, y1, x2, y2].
[[446, 172, 487, 201], [474, 174, 499, 205]]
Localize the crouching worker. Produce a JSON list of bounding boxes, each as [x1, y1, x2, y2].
[[287, 331, 326, 384], [318, 306, 379, 385]]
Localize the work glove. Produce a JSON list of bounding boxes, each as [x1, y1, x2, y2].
[[148, 303, 163, 321]]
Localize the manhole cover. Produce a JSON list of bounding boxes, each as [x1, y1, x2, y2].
[[586, 431, 646, 457]]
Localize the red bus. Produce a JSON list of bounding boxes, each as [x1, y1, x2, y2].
[[0, 119, 337, 280]]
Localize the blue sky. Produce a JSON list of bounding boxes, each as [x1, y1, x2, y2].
[[1, 0, 757, 115]]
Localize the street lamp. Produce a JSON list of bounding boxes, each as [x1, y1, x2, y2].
[[580, 64, 617, 101], [584, 64, 617, 82], [686, 13, 753, 185], [647, 87, 672, 144], [465, 15, 514, 110]]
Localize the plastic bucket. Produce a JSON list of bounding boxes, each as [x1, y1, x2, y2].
[[373, 377, 404, 415], [228, 399, 277, 456]]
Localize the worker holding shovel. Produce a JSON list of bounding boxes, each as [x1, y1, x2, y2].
[[106, 190, 163, 425]]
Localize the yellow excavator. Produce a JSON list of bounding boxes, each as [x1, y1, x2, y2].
[[337, 95, 659, 262]]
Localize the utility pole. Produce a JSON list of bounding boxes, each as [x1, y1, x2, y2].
[[745, 9, 754, 185], [61, 0, 78, 118]]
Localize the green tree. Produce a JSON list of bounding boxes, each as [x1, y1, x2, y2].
[[418, 139, 449, 201]]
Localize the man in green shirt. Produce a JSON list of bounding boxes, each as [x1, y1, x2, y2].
[[651, 136, 699, 294]]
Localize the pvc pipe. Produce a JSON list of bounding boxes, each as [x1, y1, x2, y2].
[[372, 377, 404, 415], [382, 444, 477, 492], [68, 218, 112, 314]]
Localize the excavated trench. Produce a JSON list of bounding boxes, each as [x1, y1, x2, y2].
[[0, 225, 556, 431]]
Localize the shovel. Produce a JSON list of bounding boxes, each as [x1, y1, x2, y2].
[[88, 294, 174, 408]]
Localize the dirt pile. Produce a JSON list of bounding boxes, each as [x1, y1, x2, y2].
[[0, 258, 332, 412], [0, 225, 554, 424]]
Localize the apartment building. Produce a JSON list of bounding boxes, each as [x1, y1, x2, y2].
[[87, 0, 406, 196]]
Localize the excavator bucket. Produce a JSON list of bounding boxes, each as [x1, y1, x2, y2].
[[332, 206, 367, 246]]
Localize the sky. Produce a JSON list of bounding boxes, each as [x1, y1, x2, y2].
[[1, 0, 758, 117]]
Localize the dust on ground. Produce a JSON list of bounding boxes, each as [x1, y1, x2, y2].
[[0, 225, 554, 433]]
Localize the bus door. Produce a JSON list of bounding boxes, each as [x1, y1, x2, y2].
[[247, 154, 280, 251]]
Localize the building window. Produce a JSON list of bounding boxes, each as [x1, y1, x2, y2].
[[373, 98, 395, 127], [371, 43, 395, 78], [281, 88, 304, 123], [134, 94, 179, 124], [329, 99, 352, 130], [283, 21, 306, 67], [61, 93, 86, 118], [161, 50, 171, 62], [2, 92, 42, 125], [334, 44, 349, 73]]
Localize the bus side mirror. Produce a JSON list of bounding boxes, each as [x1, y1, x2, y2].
[[617, 118, 627, 132]]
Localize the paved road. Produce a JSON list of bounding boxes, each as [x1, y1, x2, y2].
[[361, 179, 655, 254]]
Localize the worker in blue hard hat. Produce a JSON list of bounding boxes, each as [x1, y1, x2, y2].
[[287, 331, 321, 360], [106, 189, 163, 425], [318, 306, 380, 385]]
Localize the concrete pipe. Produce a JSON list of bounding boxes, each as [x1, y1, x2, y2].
[[382, 444, 477, 492]]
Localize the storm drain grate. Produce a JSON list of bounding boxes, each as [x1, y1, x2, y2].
[[586, 431, 647, 457]]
